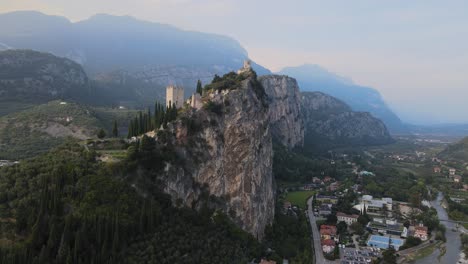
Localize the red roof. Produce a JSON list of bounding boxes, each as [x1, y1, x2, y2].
[[320, 225, 337, 236], [415, 226, 428, 233], [322, 239, 336, 246]]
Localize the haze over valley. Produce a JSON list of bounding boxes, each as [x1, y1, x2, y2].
[[1, 2, 468, 264]]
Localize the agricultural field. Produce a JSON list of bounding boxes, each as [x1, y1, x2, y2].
[[285, 190, 315, 209]]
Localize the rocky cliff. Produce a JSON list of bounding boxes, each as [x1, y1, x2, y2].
[[154, 71, 274, 239], [260, 75, 304, 148], [0, 49, 89, 104], [301, 92, 393, 148]]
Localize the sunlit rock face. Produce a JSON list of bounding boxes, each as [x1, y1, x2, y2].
[[160, 74, 274, 239], [260, 75, 304, 148]]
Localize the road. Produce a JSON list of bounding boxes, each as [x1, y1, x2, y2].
[[307, 196, 340, 264]]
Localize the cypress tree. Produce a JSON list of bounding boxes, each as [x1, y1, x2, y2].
[[138, 111, 143, 135], [112, 120, 118, 137], [196, 80, 203, 95]]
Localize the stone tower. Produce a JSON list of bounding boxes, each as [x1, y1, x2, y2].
[[166, 85, 184, 108], [237, 59, 252, 74]]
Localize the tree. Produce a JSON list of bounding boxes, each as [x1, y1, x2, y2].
[[350, 222, 364, 235], [97, 129, 106, 139], [196, 80, 203, 95], [382, 248, 397, 264], [112, 120, 119, 137]]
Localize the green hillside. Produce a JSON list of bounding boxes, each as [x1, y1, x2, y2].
[[0, 101, 136, 160], [439, 136, 468, 162]]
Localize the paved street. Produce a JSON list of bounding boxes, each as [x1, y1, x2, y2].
[[307, 196, 340, 264]]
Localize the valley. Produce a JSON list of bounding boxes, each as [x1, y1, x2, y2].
[[0, 6, 467, 264]]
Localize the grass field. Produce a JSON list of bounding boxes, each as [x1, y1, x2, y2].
[[285, 190, 315, 209]]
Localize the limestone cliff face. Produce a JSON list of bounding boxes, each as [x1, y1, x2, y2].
[[159, 73, 274, 239], [259, 75, 304, 148], [301, 92, 393, 147]]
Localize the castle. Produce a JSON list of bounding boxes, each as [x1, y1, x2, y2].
[[166, 85, 184, 108], [237, 60, 252, 74]]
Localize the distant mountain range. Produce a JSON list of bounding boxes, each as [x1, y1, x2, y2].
[[0, 11, 415, 135], [278, 64, 407, 134], [0, 11, 269, 107]]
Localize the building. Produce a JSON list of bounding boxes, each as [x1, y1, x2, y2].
[[237, 60, 252, 74], [323, 176, 334, 183], [337, 212, 359, 225], [190, 93, 203, 109], [166, 85, 184, 108], [319, 204, 332, 216], [320, 225, 337, 241], [367, 218, 405, 236], [260, 259, 276, 264], [354, 195, 393, 216], [316, 195, 339, 204], [328, 182, 340, 192], [450, 168, 456, 176], [454, 175, 462, 183], [433, 167, 441, 173], [321, 239, 336, 254], [414, 224, 428, 241]]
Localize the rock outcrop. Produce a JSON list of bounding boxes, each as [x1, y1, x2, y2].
[[301, 92, 393, 147], [158, 71, 274, 239], [260, 75, 304, 148]]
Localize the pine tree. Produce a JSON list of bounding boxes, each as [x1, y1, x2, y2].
[[196, 80, 203, 95], [112, 120, 119, 137]]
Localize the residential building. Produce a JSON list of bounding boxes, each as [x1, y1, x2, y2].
[[414, 224, 428, 241], [323, 176, 334, 183], [322, 239, 336, 254], [454, 175, 462, 183], [328, 182, 340, 191], [320, 225, 337, 241], [450, 168, 456, 176], [433, 167, 441, 173], [337, 212, 359, 225], [316, 195, 339, 204], [260, 259, 276, 264], [319, 204, 332, 216]]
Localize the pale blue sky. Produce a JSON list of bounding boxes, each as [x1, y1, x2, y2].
[[1, 0, 468, 124]]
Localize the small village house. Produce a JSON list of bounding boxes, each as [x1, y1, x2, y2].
[[320, 225, 337, 241], [414, 224, 428, 241], [321, 239, 336, 254]]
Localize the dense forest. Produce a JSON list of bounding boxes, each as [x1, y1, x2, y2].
[[0, 143, 263, 264]]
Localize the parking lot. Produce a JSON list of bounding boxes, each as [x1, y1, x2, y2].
[[340, 248, 380, 264]]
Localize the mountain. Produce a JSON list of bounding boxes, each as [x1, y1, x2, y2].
[[278, 64, 407, 134], [0, 49, 90, 115], [259, 74, 393, 153], [259, 75, 304, 148], [301, 91, 393, 152], [0, 11, 270, 106], [154, 69, 274, 238], [438, 136, 468, 162], [0, 100, 136, 159]]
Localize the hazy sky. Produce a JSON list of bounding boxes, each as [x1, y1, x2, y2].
[[1, 0, 468, 124]]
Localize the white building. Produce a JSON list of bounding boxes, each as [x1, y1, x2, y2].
[[336, 212, 359, 225]]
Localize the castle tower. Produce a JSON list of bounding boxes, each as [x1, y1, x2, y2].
[[166, 85, 184, 108], [237, 59, 252, 74]]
